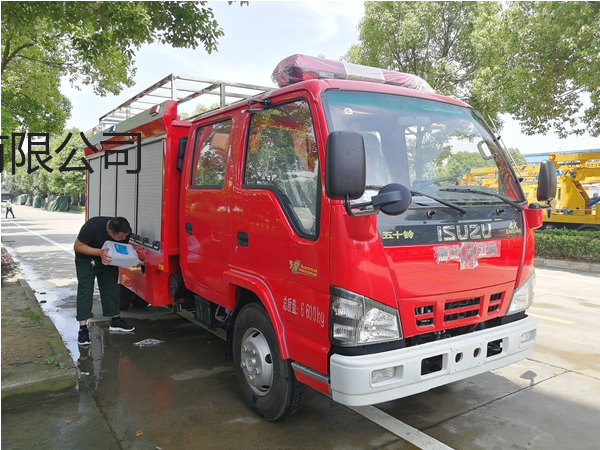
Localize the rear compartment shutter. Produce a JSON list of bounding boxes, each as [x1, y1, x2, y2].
[[86, 136, 164, 249], [116, 146, 138, 232], [136, 138, 164, 247], [99, 157, 117, 217], [87, 157, 101, 218]]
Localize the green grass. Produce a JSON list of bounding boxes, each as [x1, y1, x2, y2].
[[43, 355, 59, 366], [25, 310, 42, 322], [20, 308, 43, 328]]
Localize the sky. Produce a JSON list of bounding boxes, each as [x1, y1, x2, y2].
[[62, 1, 598, 155]]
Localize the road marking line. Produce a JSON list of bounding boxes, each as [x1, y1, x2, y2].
[[350, 405, 455, 450], [537, 273, 600, 284], [8, 221, 74, 255], [529, 313, 577, 325]]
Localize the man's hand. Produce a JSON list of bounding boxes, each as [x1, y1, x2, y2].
[[101, 248, 112, 265]]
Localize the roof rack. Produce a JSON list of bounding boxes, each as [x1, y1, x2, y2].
[[95, 74, 273, 127]]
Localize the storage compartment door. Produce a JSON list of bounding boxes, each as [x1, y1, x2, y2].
[[136, 139, 164, 248]]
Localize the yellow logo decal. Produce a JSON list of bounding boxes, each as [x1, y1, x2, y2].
[[382, 230, 415, 240], [289, 260, 318, 277]]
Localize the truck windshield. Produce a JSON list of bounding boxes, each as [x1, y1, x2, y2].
[[323, 90, 525, 207]]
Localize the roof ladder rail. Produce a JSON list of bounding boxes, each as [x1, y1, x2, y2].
[[88, 74, 273, 136]]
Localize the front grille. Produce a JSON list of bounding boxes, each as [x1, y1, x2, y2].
[[412, 291, 506, 330], [416, 317, 434, 327], [488, 292, 503, 313], [444, 297, 481, 323], [415, 305, 434, 327], [445, 309, 479, 322], [445, 297, 481, 311]]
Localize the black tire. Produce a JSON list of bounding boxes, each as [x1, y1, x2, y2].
[[119, 284, 134, 311], [577, 225, 600, 232], [168, 273, 186, 300], [233, 303, 306, 421], [131, 295, 150, 308]]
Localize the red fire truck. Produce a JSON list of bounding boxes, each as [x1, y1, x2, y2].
[[83, 55, 556, 421]]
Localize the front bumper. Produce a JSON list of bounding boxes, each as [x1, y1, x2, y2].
[[330, 315, 536, 406]]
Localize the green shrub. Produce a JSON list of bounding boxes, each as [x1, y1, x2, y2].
[[534, 229, 600, 262]]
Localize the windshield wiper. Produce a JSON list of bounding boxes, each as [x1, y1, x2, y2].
[[438, 188, 524, 211], [365, 185, 468, 216], [410, 190, 468, 216]]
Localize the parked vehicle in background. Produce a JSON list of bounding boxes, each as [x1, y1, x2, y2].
[[543, 151, 600, 231], [462, 151, 600, 231]]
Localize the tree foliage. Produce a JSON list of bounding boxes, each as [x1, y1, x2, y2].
[[179, 102, 222, 120], [491, 2, 600, 138], [1, 128, 87, 197], [506, 148, 527, 166], [46, 129, 87, 197], [345, 2, 502, 121], [1, 1, 236, 141], [346, 1, 600, 138]]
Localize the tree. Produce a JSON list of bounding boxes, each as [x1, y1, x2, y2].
[[179, 102, 222, 120], [434, 150, 495, 180], [1, 128, 89, 198], [346, 1, 600, 138], [1, 1, 241, 168], [46, 129, 87, 197], [1, 41, 70, 140], [490, 2, 600, 138], [506, 148, 526, 166], [345, 2, 503, 122], [1, 170, 20, 196], [13, 169, 34, 197]]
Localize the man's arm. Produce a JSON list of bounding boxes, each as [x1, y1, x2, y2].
[[74, 239, 112, 264]]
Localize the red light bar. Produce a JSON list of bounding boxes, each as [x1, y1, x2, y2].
[[272, 54, 434, 92]]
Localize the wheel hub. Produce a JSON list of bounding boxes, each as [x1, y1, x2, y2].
[[240, 327, 273, 396]]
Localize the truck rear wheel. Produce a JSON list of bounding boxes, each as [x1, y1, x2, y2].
[[119, 284, 134, 311], [131, 296, 149, 308], [233, 303, 305, 421], [120, 285, 148, 309]]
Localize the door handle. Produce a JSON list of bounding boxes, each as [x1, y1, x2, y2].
[[185, 222, 193, 235], [237, 231, 249, 247]]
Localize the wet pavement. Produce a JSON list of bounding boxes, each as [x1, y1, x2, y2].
[[2, 205, 600, 449]]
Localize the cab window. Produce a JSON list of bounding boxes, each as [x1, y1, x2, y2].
[[191, 119, 232, 188], [244, 100, 319, 237]]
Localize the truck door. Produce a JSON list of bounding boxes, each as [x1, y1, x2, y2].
[[229, 98, 331, 371], [180, 119, 232, 303]]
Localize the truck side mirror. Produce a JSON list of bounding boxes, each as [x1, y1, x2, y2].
[[536, 159, 557, 202], [325, 131, 366, 200]]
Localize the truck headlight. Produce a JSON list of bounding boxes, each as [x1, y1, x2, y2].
[[507, 272, 536, 315], [330, 286, 402, 347]]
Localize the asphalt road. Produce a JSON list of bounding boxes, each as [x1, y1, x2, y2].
[[2, 204, 599, 450]]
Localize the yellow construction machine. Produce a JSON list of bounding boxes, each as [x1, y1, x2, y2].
[[460, 150, 600, 231], [544, 151, 600, 231]]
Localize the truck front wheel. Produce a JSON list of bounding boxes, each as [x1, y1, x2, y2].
[[233, 303, 305, 421]]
